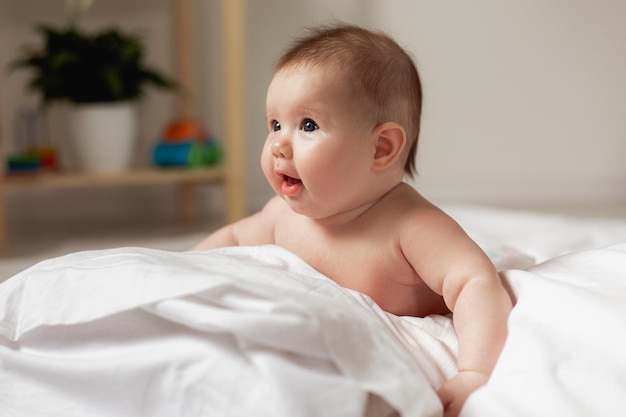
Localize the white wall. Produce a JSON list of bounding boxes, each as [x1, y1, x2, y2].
[[372, 1, 626, 207], [1, 0, 625, 236]]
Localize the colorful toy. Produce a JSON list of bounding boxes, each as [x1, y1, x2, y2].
[[7, 108, 58, 173], [163, 118, 207, 143], [7, 154, 41, 172], [152, 118, 222, 168]]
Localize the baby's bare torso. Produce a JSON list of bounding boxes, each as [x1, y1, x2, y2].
[[272, 185, 450, 317]]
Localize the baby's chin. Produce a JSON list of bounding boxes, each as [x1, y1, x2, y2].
[[277, 195, 320, 219]]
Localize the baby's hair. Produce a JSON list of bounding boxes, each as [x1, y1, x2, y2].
[[275, 23, 423, 177]]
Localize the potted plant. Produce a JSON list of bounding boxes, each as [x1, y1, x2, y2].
[[9, 18, 177, 172]]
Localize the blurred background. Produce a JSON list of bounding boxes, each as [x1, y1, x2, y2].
[[1, 0, 625, 267]]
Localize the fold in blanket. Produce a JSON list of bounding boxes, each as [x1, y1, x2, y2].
[[0, 246, 444, 417]]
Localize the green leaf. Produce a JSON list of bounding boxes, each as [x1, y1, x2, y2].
[[7, 23, 177, 104]]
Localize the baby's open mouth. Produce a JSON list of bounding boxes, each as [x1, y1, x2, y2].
[[280, 174, 303, 196], [283, 175, 301, 186]]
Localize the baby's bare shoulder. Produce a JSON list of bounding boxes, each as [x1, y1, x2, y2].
[[384, 185, 468, 242], [233, 197, 292, 245], [381, 183, 441, 219]]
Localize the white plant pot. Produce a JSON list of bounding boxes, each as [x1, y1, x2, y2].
[[68, 101, 137, 173]]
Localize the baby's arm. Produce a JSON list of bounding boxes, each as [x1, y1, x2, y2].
[[191, 196, 281, 250], [437, 253, 511, 416], [401, 208, 512, 416]]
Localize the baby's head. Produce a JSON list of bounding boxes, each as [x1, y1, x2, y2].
[[274, 24, 423, 177]]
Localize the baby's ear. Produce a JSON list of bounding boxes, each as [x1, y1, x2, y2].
[[371, 122, 407, 171]]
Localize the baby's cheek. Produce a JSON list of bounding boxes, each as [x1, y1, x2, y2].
[[260, 154, 274, 181]]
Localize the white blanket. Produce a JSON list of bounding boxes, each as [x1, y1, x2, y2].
[[466, 244, 626, 417], [0, 246, 444, 417], [1, 242, 626, 416]]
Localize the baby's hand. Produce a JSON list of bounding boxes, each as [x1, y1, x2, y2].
[[437, 370, 488, 417]]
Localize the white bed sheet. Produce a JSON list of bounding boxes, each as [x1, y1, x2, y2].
[[442, 204, 626, 262], [1, 205, 626, 417]]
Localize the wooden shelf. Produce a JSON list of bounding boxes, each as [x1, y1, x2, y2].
[[4, 166, 225, 189], [0, 0, 247, 252]]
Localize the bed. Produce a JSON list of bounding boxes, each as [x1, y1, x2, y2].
[[1, 204, 626, 417]]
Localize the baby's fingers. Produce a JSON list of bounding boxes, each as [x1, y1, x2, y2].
[[437, 371, 489, 417], [437, 383, 460, 417]]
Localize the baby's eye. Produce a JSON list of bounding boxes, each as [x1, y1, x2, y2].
[[271, 120, 281, 132], [301, 118, 319, 132]]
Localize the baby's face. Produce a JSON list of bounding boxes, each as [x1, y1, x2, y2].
[[262, 65, 377, 220]]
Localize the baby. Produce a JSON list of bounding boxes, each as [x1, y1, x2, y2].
[[193, 24, 512, 417]]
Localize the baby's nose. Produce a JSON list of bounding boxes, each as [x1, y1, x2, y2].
[[271, 138, 292, 158]]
